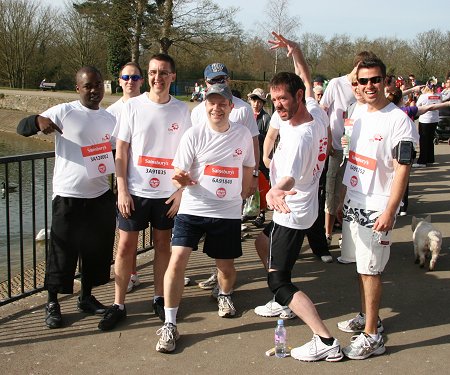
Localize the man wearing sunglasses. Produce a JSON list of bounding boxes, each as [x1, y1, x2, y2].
[[320, 52, 373, 249], [106, 62, 144, 293], [336, 57, 419, 360], [99, 54, 192, 331]]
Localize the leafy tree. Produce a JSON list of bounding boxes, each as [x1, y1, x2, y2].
[[0, 0, 54, 88]]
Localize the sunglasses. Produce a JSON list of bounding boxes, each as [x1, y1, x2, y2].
[[206, 77, 227, 85], [120, 75, 142, 81], [357, 76, 384, 85]]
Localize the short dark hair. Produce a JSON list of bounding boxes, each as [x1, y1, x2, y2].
[[353, 51, 378, 68], [149, 53, 176, 72], [386, 87, 403, 106], [269, 72, 306, 104], [76, 66, 102, 82], [357, 57, 387, 78], [120, 62, 143, 77]]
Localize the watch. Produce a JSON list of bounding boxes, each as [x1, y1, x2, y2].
[[252, 169, 259, 177]]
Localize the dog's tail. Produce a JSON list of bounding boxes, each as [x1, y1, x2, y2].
[[428, 230, 442, 252]]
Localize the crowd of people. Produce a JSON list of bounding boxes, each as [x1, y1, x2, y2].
[[16, 29, 450, 362]]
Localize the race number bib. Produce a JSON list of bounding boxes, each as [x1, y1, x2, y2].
[[81, 142, 115, 178], [200, 165, 240, 200], [137, 156, 174, 191], [343, 150, 377, 194]]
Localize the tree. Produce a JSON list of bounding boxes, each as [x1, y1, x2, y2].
[[259, 0, 301, 73], [0, 0, 54, 88], [151, 0, 243, 55], [299, 33, 326, 78]]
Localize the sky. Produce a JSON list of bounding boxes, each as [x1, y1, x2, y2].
[[45, 0, 450, 41]]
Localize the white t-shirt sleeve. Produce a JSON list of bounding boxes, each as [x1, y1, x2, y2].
[[116, 101, 132, 143], [173, 129, 196, 172]]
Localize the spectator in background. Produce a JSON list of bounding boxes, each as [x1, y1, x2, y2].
[[413, 78, 442, 168], [247, 88, 271, 228], [313, 85, 324, 102], [106, 62, 144, 293]]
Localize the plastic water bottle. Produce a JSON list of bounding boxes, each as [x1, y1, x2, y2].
[[274, 319, 287, 358]]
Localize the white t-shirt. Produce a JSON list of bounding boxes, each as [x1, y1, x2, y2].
[[117, 93, 192, 198], [270, 98, 329, 229], [106, 98, 124, 138], [320, 75, 355, 150], [344, 102, 419, 211], [191, 95, 259, 137], [417, 93, 442, 123], [41, 100, 116, 199], [173, 122, 255, 219]]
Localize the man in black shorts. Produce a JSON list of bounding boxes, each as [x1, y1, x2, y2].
[[261, 32, 343, 362], [155, 84, 255, 353], [98, 54, 192, 331]]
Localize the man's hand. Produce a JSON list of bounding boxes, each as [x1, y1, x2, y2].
[[172, 170, 197, 189], [266, 187, 296, 214], [247, 177, 258, 197], [372, 211, 395, 232], [268, 32, 298, 57], [117, 191, 134, 219], [36, 116, 63, 135], [165, 189, 183, 218]]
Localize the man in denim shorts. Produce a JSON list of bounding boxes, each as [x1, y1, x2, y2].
[[337, 56, 419, 359], [155, 84, 255, 353]]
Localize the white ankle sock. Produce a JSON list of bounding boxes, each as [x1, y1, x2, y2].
[[164, 307, 178, 325]]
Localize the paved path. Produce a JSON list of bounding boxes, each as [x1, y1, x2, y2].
[[0, 108, 449, 374]]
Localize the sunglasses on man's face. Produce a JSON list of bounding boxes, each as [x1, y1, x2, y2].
[[120, 74, 142, 81], [206, 77, 227, 85], [357, 76, 384, 85]]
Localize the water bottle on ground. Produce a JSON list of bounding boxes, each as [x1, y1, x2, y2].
[[274, 319, 287, 358]]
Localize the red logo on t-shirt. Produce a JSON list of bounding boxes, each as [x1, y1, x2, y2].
[[350, 175, 358, 187], [168, 123, 180, 132], [216, 188, 226, 198], [149, 178, 160, 188], [233, 148, 243, 157], [98, 163, 106, 174]]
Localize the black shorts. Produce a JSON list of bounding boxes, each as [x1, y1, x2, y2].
[[268, 222, 306, 271], [172, 214, 242, 259], [45, 190, 116, 294], [117, 195, 174, 231]]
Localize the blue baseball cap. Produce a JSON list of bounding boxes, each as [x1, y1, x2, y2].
[[204, 63, 229, 80]]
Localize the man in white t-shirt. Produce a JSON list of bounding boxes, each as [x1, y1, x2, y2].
[[98, 54, 192, 331], [106, 62, 144, 293], [17, 67, 117, 329], [155, 84, 254, 353], [336, 57, 419, 360], [191, 63, 260, 292], [321, 52, 375, 245], [252, 33, 344, 363]]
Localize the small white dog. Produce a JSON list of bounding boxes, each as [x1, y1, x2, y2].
[[411, 215, 442, 271]]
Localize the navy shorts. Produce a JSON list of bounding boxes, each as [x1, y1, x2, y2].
[[268, 222, 306, 271], [117, 195, 174, 231], [172, 214, 242, 259]]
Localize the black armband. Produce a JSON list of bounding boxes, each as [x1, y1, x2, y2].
[[393, 140, 415, 165]]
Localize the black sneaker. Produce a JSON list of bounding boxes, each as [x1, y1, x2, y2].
[[98, 304, 127, 331], [77, 295, 107, 315], [45, 302, 63, 329], [252, 213, 265, 228], [153, 297, 165, 322]]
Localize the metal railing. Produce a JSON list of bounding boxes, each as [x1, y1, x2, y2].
[[0, 151, 153, 306]]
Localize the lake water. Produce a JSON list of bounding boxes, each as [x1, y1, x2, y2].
[[0, 130, 54, 280]]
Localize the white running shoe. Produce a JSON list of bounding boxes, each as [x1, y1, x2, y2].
[[254, 299, 296, 319], [337, 312, 384, 333], [217, 295, 236, 318], [184, 277, 190, 286], [126, 274, 141, 293], [198, 269, 218, 290], [291, 334, 343, 362], [343, 332, 386, 360], [155, 323, 180, 353]]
